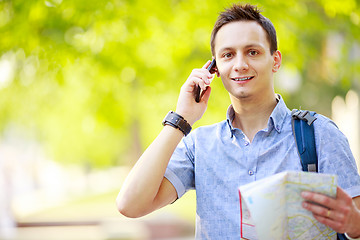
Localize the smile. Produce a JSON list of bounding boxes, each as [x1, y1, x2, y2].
[[232, 76, 254, 81]]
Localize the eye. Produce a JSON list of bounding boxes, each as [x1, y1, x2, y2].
[[248, 50, 259, 56], [223, 52, 233, 59]]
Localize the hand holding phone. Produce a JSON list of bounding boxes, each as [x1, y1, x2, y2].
[[194, 59, 216, 103]]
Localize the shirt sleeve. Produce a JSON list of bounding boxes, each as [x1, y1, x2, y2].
[[315, 115, 360, 198], [164, 133, 196, 199]]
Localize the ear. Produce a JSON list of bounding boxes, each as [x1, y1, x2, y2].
[[211, 56, 220, 77], [272, 50, 282, 73], [215, 66, 220, 77]]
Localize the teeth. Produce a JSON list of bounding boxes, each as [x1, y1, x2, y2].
[[234, 77, 253, 81]]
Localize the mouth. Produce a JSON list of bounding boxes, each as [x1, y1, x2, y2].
[[231, 76, 254, 82]]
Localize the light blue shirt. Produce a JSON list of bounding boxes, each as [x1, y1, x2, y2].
[[164, 96, 360, 239]]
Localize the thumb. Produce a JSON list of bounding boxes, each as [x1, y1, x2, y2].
[[200, 86, 212, 103]]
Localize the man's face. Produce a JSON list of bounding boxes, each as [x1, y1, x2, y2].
[[214, 21, 281, 100]]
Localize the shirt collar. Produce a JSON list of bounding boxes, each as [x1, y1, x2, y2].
[[226, 94, 290, 137], [269, 94, 290, 133], [226, 106, 236, 137]]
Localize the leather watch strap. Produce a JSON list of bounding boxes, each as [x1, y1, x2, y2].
[[162, 111, 192, 136]]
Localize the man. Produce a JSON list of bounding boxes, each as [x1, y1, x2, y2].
[[117, 3, 360, 239]]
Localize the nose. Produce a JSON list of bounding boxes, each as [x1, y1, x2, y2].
[[233, 54, 249, 72]]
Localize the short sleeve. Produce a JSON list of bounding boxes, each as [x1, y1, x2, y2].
[[315, 116, 360, 198], [164, 134, 196, 198]]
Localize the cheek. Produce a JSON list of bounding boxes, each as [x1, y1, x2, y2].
[[220, 77, 232, 92], [256, 60, 274, 75], [216, 62, 230, 77]]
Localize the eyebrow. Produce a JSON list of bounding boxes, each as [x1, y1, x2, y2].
[[217, 43, 265, 54]]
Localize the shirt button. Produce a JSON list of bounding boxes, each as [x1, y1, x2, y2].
[[248, 170, 254, 175], [244, 141, 249, 146]]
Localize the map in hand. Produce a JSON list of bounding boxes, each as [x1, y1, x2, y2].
[[239, 171, 337, 240]]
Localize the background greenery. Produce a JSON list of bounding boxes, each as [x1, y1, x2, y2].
[[0, 0, 359, 168]]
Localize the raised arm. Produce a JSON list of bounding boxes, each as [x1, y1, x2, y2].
[[116, 60, 215, 218]]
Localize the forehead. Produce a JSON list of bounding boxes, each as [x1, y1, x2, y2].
[[214, 21, 270, 53]]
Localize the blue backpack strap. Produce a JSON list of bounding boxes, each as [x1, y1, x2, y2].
[[291, 109, 318, 172], [291, 109, 347, 240], [337, 234, 348, 240]]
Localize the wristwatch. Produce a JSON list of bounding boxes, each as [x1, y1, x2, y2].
[[345, 233, 360, 240], [162, 111, 192, 136]]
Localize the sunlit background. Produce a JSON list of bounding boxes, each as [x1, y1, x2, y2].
[[0, 0, 359, 239]]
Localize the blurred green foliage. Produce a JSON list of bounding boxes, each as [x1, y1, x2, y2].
[[0, 0, 359, 167]]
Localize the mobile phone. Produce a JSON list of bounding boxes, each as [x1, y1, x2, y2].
[[194, 59, 216, 103]]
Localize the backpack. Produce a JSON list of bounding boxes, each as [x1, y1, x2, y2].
[[291, 109, 347, 240]]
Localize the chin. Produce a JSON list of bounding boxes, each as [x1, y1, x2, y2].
[[231, 91, 251, 100]]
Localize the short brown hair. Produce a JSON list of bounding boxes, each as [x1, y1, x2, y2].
[[210, 3, 278, 56]]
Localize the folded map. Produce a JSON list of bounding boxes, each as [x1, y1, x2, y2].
[[238, 171, 337, 240]]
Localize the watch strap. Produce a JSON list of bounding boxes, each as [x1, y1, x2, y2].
[[162, 111, 192, 136], [345, 233, 360, 240]]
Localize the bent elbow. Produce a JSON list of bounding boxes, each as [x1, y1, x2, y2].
[[116, 196, 144, 218], [117, 205, 140, 218]]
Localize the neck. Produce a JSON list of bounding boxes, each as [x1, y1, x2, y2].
[[230, 93, 278, 142]]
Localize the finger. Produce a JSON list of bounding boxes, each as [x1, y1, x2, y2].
[[312, 213, 344, 232], [301, 191, 337, 210], [198, 80, 207, 91], [187, 74, 207, 87], [190, 69, 212, 84], [200, 86, 211, 103], [199, 68, 214, 79], [302, 201, 332, 218], [302, 202, 342, 232], [202, 60, 212, 69], [302, 199, 348, 226]]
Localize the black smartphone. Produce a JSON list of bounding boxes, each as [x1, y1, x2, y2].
[[194, 59, 216, 103]]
